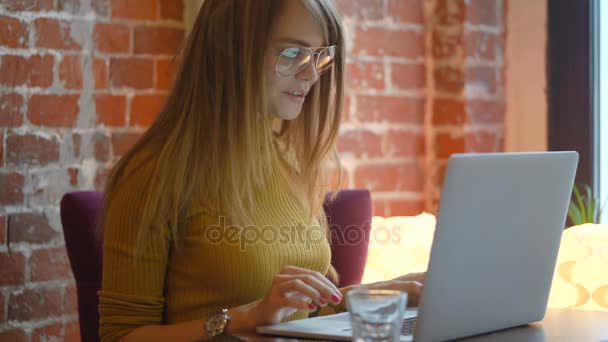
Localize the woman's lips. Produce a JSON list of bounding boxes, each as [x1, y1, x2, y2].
[[284, 92, 305, 104]]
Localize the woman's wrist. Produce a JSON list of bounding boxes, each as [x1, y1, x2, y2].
[[224, 300, 260, 336]]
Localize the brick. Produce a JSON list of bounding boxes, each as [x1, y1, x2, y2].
[[346, 61, 384, 91], [130, 94, 165, 127], [64, 321, 80, 342], [59, 55, 83, 89], [72, 133, 82, 158], [354, 26, 423, 58], [94, 132, 111, 162], [0, 15, 29, 48], [342, 96, 351, 122], [328, 167, 350, 190], [435, 0, 465, 26], [435, 132, 464, 158], [58, 0, 109, 16], [64, 284, 78, 315], [68, 167, 79, 187], [8, 287, 63, 321], [335, 0, 385, 20], [110, 57, 154, 89], [0, 328, 27, 342], [94, 22, 131, 53], [111, 131, 141, 158], [0, 172, 25, 206], [387, 0, 423, 24], [0, 251, 26, 286], [95, 94, 127, 127], [95, 167, 112, 190], [432, 30, 462, 59], [160, 0, 184, 20], [384, 131, 425, 158], [435, 162, 449, 189], [354, 162, 424, 192], [467, 66, 497, 94], [433, 98, 465, 125], [94, 58, 108, 89], [465, 31, 499, 61], [0, 0, 54, 11], [467, 99, 504, 124], [0, 132, 2, 167], [338, 130, 383, 159], [32, 323, 62, 342], [30, 247, 72, 282], [28, 94, 80, 127], [0, 215, 5, 245], [112, 0, 158, 20], [0, 93, 25, 127], [356, 95, 424, 124], [134, 26, 185, 55], [92, 0, 111, 16], [386, 199, 425, 216], [34, 18, 81, 50], [434, 66, 464, 93], [390, 63, 425, 89], [0, 292, 5, 321], [372, 199, 387, 217], [467, 0, 498, 26], [156, 58, 177, 90], [6, 133, 60, 166], [0, 54, 54, 87], [8, 212, 61, 244], [465, 130, 503, 152]]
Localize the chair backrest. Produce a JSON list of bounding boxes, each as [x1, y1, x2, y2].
[[60, 191, 104, 342], [60, 189, 372, 341]]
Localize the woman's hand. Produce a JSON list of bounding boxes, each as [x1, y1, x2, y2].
[[357, 272, 426, 307], [249, 265, 343, 326]]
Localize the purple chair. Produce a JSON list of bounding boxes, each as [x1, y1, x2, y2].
[[60, 189, 372, 342]]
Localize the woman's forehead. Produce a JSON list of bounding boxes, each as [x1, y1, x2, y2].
[[270, 1, 326, 47]]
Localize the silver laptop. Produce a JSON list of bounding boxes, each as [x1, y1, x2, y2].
[[257, 152, 578, 341]]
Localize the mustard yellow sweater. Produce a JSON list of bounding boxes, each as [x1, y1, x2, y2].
[[98, 137, 333, 341]]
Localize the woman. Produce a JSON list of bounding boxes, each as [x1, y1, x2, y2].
[[98, 0, 424, 340]]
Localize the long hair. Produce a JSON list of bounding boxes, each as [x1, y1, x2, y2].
[[100, 0, 345, 283]]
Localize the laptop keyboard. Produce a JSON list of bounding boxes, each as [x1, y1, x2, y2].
[[401, 317, 417, 335]]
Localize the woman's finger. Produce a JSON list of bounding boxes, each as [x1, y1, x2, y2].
[[276, 278, 326, 307], [279, 272, 339, 304], [280, 265, 341, 298]]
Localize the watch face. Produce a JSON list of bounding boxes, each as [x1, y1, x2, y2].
[[206, 312, 227, 336]]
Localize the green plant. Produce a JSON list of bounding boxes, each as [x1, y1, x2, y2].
[[567, 183, 605, 228]]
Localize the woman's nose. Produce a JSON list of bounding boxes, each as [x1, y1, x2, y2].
[[296, 59, 319, 82]]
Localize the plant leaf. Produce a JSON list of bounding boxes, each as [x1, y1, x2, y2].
[[573, 184, 588, 223], [568, 201, 583, 226]]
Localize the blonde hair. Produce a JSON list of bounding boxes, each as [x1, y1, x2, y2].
[[100, 0, 345, 283]]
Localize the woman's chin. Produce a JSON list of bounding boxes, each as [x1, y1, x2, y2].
[[275, 108, 302, 121]]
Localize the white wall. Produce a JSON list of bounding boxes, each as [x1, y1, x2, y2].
[[505, 0, 548, 152]]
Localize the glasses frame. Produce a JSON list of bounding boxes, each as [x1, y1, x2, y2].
[[274, 45, 337, 78]]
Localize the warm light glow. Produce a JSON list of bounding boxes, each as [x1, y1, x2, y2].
[[547, 224, 608, 311], [363, 217, 608, 312], [362, 213, 435, 284]]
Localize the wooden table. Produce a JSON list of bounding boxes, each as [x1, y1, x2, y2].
[[233, 309, 608, 342]]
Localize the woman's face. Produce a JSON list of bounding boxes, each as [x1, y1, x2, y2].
[[264, 1, 326, 121]]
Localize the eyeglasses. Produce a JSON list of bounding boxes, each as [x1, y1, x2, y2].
[[275, 45, 337, 78]]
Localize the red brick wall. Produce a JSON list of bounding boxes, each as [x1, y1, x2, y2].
[[0, 0, 505, 339], [0, 0, 184, 339], [336, 0, 506, 215]]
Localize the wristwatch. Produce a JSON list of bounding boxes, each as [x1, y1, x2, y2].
[[204, 308, 231, 338]]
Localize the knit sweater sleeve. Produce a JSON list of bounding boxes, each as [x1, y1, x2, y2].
[[98, 153, 171, 342]]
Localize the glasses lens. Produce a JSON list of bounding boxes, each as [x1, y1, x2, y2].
[[316, 46, 336, 72], [277, 47, 312, 77]]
